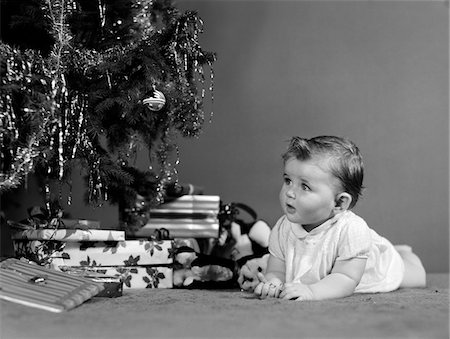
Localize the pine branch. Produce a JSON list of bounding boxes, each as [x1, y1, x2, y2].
[[1, 0, 216, 210]]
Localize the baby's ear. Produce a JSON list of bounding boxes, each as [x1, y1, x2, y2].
[[334, 193, 352, 212]]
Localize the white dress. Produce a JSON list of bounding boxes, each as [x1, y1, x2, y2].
[[269, 210, 404, 293]]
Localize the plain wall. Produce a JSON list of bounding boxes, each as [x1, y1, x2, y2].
[[174, 0, 449, 272], [2, 1, 448, 272]]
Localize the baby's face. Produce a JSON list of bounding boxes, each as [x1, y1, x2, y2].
[[279, 157, 340, 231]]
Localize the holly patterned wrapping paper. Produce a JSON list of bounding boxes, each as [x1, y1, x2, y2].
[[11, 229, 125, 242], [62, 266, 173, 289], [13, 239, 174, 268]]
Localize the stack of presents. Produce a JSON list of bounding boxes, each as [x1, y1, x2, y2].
[[9, 194, 228, 297]]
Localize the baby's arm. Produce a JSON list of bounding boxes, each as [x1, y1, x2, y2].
[[280, 257, 367, 300], [262, 254, 285, 284]]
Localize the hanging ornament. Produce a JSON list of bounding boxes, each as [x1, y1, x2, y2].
[[143, 87, 166, 111]]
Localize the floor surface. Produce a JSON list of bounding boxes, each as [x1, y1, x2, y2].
[[1, 273, 448, 339]]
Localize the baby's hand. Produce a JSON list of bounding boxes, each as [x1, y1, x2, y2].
[[238, 264, 260, 292], [254, 273, 283, 299], [279, 282, 314, 301], [238, 255, 269, 292]]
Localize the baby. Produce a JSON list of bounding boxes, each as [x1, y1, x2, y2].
[[239, 136, 426, 300]]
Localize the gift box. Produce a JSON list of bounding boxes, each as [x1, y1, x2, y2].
[[13, 239, 174, 289], [60, 219, 101, 229], [55, 267, 124, 297], [0, 258, 104, 312], [154, 195, 220, 212], [127, 218, 219, 239], [126, 195, 221, 239], [92, 277, 124, 297], [61, 265, 173, 289], [13, 239, 174, 268], [11, 228, 125, 242]]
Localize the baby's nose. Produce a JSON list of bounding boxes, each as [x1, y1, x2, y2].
[[286, 188, 296, 198]]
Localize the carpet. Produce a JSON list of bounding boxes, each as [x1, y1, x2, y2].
[[1, 273, 448, 339]]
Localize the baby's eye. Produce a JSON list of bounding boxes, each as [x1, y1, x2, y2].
[[283, 177, 291, 185], [301, 183, 311, 191]]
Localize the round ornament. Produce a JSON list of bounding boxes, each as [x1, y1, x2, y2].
[[143, 88, 166, 111]]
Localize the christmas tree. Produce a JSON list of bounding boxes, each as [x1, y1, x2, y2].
[[0, 0, 216, 218]]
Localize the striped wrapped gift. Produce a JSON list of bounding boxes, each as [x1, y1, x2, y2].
[[0, 258, 103, 312], [126, 195, 221, 239]]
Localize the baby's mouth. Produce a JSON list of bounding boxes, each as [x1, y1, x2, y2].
[[285, 203, 296, 214]]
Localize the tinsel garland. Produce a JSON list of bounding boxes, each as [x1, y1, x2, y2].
[[0, 0, 216, 211]]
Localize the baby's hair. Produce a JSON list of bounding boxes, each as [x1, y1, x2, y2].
[[282, 136, 364, 208]]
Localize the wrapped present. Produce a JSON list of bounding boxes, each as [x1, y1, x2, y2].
[[0, 258, 104, 312], [125, 195, 221, 239], [13, 239, 66, 266], [11, 229, 125, 242], [153, 195, 220, 212], [61, 265, 173, 289], [92, 277, 123, 297], [127, 218, 219, 239], [60, 219, 101, 229], [8, 206, 101, 231], [58, 266, 124, 297], [121, 195, 221, 238], [13, 239, 174, 268]]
